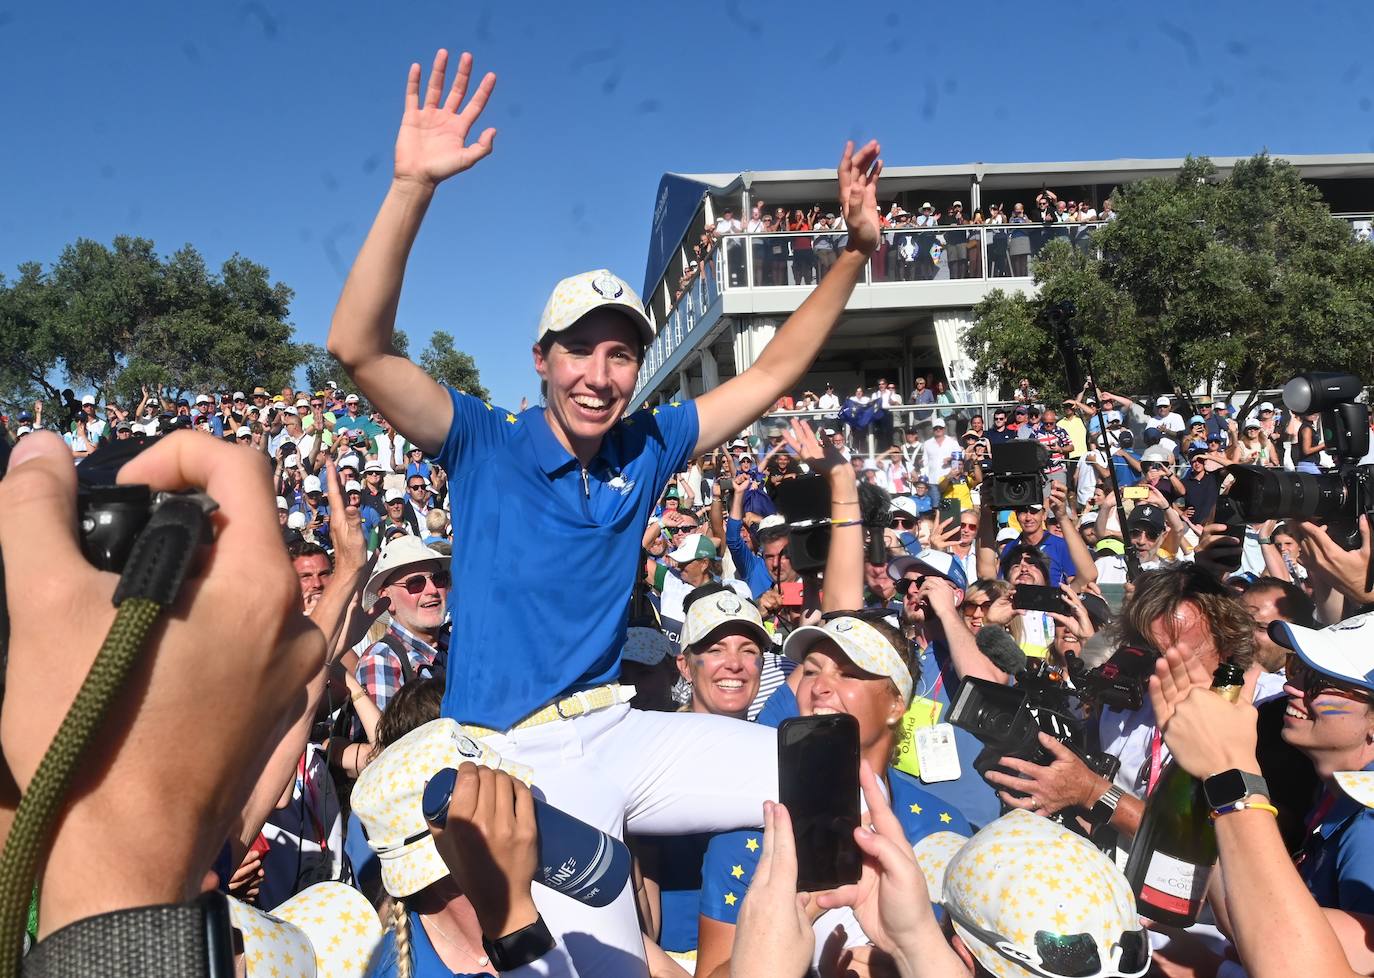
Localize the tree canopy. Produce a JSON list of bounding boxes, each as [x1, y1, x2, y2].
[[0, 236, 491, 417], [963, 154, 1374, 413], [0, 236, 301, 410]]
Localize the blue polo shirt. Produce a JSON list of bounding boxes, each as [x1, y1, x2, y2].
[[724, 517, 773, 599], [1299, 762, 1374, 916], [437, 390, 698, 729], [1001, 531, 1074, 586], [699, 768, 969, 925]]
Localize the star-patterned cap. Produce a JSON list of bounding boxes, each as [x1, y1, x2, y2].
[[275, 881, 384, 978], [680, 588, 770, 652], [536, 269, 654, 346], [782, 615, 913, 704], [938, 810, 1148, 978], [1336, 770, 1374, 808], [353, 719, 507, 898], [227, 893, 316, 978]]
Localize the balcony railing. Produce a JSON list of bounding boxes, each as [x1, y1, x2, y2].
[[637, 213, 1374, 400]]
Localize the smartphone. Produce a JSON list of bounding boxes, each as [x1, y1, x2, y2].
[[780, 581, 804, 607], [939, 498, 962, 524], [1012, 584, 1069, 616], [778, 715, 861, 890], [1123, 485, 1149, 501], [1210, 496, 1246, 571]]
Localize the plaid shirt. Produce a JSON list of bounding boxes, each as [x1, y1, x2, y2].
[[354, 619, 446, 716]]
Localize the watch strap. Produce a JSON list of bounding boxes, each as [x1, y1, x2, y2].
[[1085, 784, 1124, 827], [482, 914, 556, 973], [1203, 769, 1270, 810], [22, 891, 234, 978]]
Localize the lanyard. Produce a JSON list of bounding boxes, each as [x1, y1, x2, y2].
[[1146, 728, 1166, 795]]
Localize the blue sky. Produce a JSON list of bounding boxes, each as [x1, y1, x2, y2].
[[1, 0, 1368, 408]]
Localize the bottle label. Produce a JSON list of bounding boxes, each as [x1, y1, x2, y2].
[[1139, 849, 1210, 918]]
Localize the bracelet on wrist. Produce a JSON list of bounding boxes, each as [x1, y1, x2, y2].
[[830, 519, 863, 529], [1210, 800, 1278, 820]]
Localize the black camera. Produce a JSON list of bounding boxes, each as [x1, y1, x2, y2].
[[1226, 372, 1372, 551], [949, 669, 1120, 800], [984, 441, 1050, 510], [1067, 643, 1156, 713]]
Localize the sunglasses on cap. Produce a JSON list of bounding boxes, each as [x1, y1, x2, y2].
[[1287, 658, 1371, 703], [949, 910, 1149, 978], [390, 570, 452, 594]]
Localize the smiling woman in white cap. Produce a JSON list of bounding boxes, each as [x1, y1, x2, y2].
[[326, 45, 886, 976]]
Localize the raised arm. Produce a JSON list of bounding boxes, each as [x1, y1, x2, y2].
[[692, 141, 882, 453], [328, 50, 497, 455]]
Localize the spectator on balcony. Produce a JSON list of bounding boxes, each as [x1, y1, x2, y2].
[[792, 207, 822, 285], [1009, 202, 1032, 276], [746, 202, 766, 285], [915, 201, 941, 280], [758, 214, 786, 286], [986, 202, 1012, 277], [965, 208, 985, 278], [909, 374, 936, 431], [1078, 200, 1098, 220], [1013, 378, 1038, 404], [873, 378, 902, 447], [895, 215, 920, 281], [714, 207, 744, 287], [934, 379, 957, 424], [945, 201, 970, 279], [811, 213, 836, 280], [816, 382, 840, 418]]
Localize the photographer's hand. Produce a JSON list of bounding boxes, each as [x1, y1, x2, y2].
[[1298, 516, 1374, 605], [984, 735, 1103, 817], [0, 431, 324, 936]]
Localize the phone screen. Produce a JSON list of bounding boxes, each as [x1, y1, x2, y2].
[[778, 715, 861, 890], [939, 499, 962, 523], [1012, 584, 1069, 616], [780, 581, 804, 607]]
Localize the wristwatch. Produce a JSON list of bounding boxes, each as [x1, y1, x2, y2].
[[1085, 784, 1124, 827], [1257, 536, 1275, 545], [1203, 769, 1270, 810], [482, 915, 556, 973]]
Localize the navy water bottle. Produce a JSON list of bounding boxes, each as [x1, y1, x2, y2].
[[422, 767, 631, 908]]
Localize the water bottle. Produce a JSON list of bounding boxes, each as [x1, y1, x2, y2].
[[422, 767, 631, 908]]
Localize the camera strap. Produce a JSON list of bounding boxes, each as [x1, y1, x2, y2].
[[0, 496, 214, 976]]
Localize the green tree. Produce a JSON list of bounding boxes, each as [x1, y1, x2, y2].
[[300, 330, 408, 395], [419, 330, 490, 401], [963, 154, 1374, 414], [0, 236, 305, 415]]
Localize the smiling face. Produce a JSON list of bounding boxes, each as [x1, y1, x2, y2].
[[381, 566, 449, 637], [679, 632, 763, 719], [532, 309, 643, 462], [797, 643, 904, 754], [1280, 659, 1374, 777]]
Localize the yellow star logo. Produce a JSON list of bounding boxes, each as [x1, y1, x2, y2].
[[1052, 910, 1070, 931], [483, 402, 493, 411], [909, 802, 922, 815], [939, 812, 953, 824], [745, 837, 759, 852], [731, 865, 744, 879], [1013, 928, 1030, 945], [999, 888, 1012, 903], [505, 413, 518, 424], [652, 407, 660, 416], [724, 892, 738, 907], [670, 401, 682, 408]]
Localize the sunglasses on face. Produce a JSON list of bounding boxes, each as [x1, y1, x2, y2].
[[1288, 659, 1370, 703], [959, 521, 978, 532], [1129, 527, 1162, 541], [961, 600, 992, 614], [891, 517, 915, 530], [894, 576, 929, 596], [391, 570, 451, 594], [408, 484, 428, 491]]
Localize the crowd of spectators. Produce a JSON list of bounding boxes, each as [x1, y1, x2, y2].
[[13, 47, 1374, 978]]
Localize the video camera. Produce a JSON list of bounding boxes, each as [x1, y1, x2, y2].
[[769, 473, 892, 573], [1226, 372, 1373, 553], [948, 660, 1120, 806], [983, 441, 1050, 510]]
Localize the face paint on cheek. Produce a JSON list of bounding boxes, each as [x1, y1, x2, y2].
[[1314, 703, 1359, 716]]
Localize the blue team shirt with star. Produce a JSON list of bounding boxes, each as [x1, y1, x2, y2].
[[436, 389, 698, 730], [698, 768, 970, 924]]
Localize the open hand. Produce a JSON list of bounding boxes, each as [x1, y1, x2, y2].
[[731, 800, 815, 978], [838, 141, 883, 256], [395, 50, 497, 189]]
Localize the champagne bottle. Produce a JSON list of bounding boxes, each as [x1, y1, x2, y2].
[[1124, 662, 1245, 927]]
